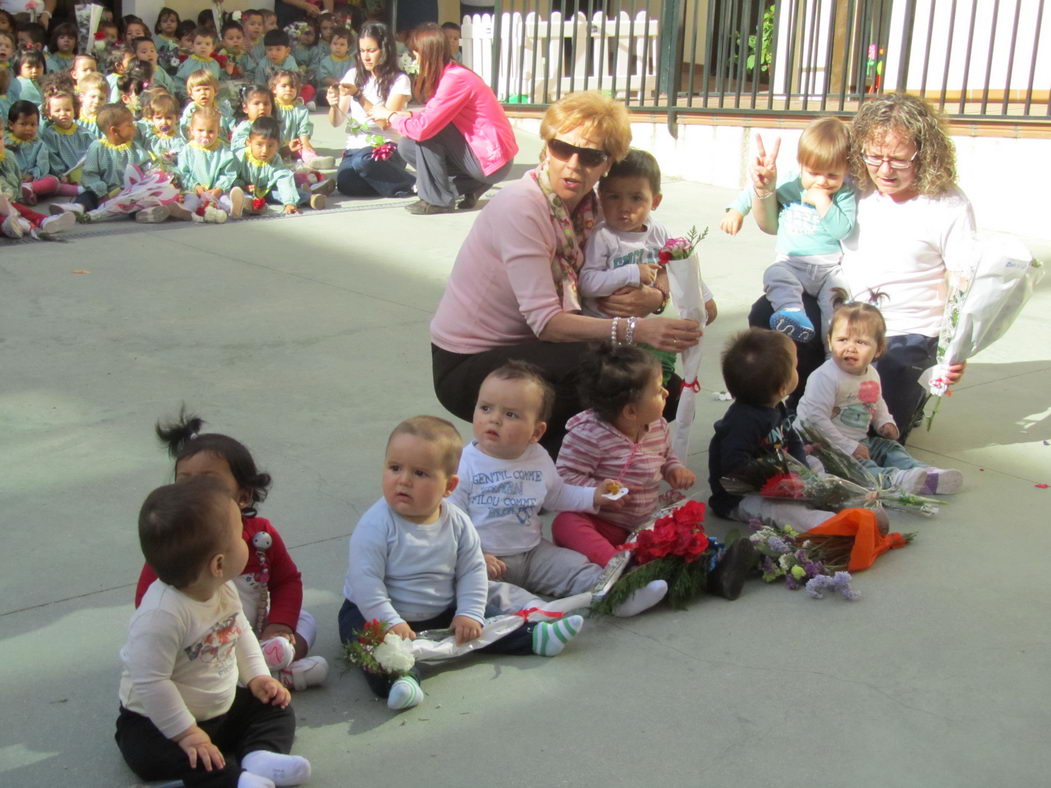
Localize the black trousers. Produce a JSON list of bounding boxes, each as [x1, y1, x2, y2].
[[432, 341, 683, 458], [115, 687, 296, 788]]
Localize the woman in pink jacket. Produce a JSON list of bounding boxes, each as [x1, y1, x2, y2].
[[370, 23, 517, 215]]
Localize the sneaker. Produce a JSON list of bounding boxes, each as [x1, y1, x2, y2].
[[923, 467, 963, 495], [309, 155, 335, 170], [386, 675, 423, 711], [405, 199, 456, 215], [135, 205, 170, 223], [305, 99, 317, 111], [1, 214, 24, 239], [309, 176, 335, 196], [260, 637, 296, 671], [39, 211, 75, 235], [49, 202, 84, 216], [166, 201, 193, 221], [20, 183, 37, 205], [706, 538, 758, 601], [202, 206, 228, 224], [228, 186, 244, 219], [887, 467, 929, 494], [279, 656, 329, 691], [770, 308, 815, 343], [309, 193, 326, 210]]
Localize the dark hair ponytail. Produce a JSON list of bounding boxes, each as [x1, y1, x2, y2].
[[155, 406, 272, 513], [577, 342, 661, 423]]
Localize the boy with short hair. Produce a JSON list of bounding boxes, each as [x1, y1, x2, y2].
[[235, 116, 325, 215], [176, 27, 222, 94], [131, 36, 178, 96], [315, 29, 351, 93], [115, 476, 312, 788], [338, 415, 585, 712], [708, 328, 838, 531], [448, 361, 669, 616], [254, 29, 297, 86], [219, 20, 254, 80]]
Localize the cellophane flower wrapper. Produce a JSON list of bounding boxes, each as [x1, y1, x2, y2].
[[794, 424, 943, 516], [75, 4, 104, 56], [86, 164, 179, 222], [922, 235, 1044, 407], [667, 248, 707, 462], [410, 614, 527, 664]]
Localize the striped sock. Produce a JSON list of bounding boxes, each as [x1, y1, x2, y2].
[[531, 614, 584, 657], [387, 675, 424, 711]]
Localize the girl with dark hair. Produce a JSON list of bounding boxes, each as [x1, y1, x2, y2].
[[133, 409, 329, 692], [45, 21, 77, 73], [368, 21, 517, 214], [325, 19, 415, 199]]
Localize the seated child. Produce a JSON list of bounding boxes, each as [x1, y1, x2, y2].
[[154, 7, 182, 66], [219, 20, 255, 81], [748, 117, 856, 343], [270, 69, 329, 169], [0, 130, 76, 238], [241, 9, 267, 66], [448, 361, 669, 616], [116, 476, 312, 788], [254, 29, 298, 88], [176, 26, 222, 96], [13, 49, 44, 106], [796, 301, 963, 494], [554, 344, 755, 599], [39, 90, 93, 191], [45, 22, 78, 74], [315, 28, 352, 94], [76, 72, 107, 138], [231, 84, 273, 153], [291, 19, 322, 97], [180, 69, 233, 137], [176, 106, 239, 222], [338, 416, 585, 712], [134, 410, 329, 690], [0, 67, 11, 133], [70, 54, 97, 87], [236, 116, 326, 216], [139, 92, 185, 165], [6, 100, 59, 203], [131, 36, 179, 96]]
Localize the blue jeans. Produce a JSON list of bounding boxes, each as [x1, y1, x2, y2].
[[336, 146, 415, 198], [860, 435, 924, 475]]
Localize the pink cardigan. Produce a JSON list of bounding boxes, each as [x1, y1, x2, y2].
[[390, 62, 518, 176]]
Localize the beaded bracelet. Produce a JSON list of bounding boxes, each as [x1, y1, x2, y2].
[[610, 316, 621, 346], [626, 316, 637, 345]]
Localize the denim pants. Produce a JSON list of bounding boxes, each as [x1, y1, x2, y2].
[[336, 146, 416, 198]]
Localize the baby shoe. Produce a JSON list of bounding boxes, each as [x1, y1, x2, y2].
[[39, 211, 76, 235], [887, 467, 929, 493], [135, 205, 170, 223], [49, 202, 84, 216], [260, 637, 296, 671], [611, 579, 668, 617], [1, 214, 24, 238], [387, 675, 424, 711], [707, 538, 759, 601], [770, 309, 815, 343], [922, 467, 963, 494], [166, 201, 193, 221], [279, 656, 329, 691], [228, 186, 245, 219], [309, 176, 335, 195], [309, 194, 326, 210], [20, 183, 37, 205]]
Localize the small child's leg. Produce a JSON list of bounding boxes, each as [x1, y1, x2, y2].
[[611, 579, 668, 616], [706, 539, 758, 601], [765, 261, 814, 342], [29, 175, 60, 198], [551, 512, 628, 567], [386, 675, 424, 711], [530, 615, 585, 657], [55, 181, 82, 197], [241, 751, 311, 786], [115, 706, 241, 786]]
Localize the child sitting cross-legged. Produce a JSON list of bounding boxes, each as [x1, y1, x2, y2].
[[139, 92, 185, 166], [175, 106, 241, 222], [6, 100, 61, 204], [338, 416, 586, 712], [116, 476, 312, 788], [0, 128, 77, 239], [180, 69, 233, 138], [554, 343, 757, 600], [796, 301, 963, 494], [39, 90, 94, 191], [236, 116, 327, 216], [176, 26, 223, 97], [447, 361, 670, 617], [270, 69, 331, 170]]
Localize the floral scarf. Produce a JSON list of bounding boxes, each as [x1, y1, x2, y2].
[[530, 162, 599, 313]]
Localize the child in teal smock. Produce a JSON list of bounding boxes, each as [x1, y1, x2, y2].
[[176, 107, 238, 219], [40, 92, 94, 188], [235, 116, 324, 215]]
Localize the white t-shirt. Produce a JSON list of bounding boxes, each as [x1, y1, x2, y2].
[[118, 581, 268, 738], [338, 68, 412, 150], [840, 186, 978, 337], [796, 358, 895, 456]]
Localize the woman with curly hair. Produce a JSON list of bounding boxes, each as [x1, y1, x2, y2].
[[749, 93, 977, 440]]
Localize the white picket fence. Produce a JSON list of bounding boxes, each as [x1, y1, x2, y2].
[[462, 10, 660, 103]]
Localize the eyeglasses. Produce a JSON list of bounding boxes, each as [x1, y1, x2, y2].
[[861, 150, 918, 170], [547, 138, 609, 168]]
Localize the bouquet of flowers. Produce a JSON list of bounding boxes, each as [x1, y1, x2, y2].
[[657, 226, 710, 461], [921, 234, 1044, 429], [398, 50, 419, 75], [85, 163, 180, 223], [593, 500, 722, 612], [345, 119, 398, 161], [344, 619, 415, 678], [284, 21, 312, 47]]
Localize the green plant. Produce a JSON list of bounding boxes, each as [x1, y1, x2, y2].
[[745, 4, 776, 74]]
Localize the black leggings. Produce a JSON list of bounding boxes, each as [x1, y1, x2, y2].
[[432, 341, 682, 458]]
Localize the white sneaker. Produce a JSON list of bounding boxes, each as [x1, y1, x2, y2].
[[228, 186, 244, 219], [135, 205, 170, 223], [40, 212, 75, 235], [260, 637, 296, 671], [307, 155, 335, 170], [49, 202, 84, 216], [309, 193, 326, 210], [887, 467, 929, 493], [279, 656, 329, 691], [1, 214, 24, 238], [922, 467, 964, 495]]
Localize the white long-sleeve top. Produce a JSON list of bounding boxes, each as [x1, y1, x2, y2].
[[343, 498, 488, 627], [796, 358, 895, 456], [448, 441, 597, 556], [118, 581, 268, 739]]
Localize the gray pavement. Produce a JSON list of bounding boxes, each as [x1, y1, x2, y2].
[[2, 120, 1050, 788]]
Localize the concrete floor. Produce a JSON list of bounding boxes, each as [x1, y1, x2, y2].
[[2, 118, 1050, 788]]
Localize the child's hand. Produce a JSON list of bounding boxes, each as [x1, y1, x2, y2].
[[751, 133, 779, 196], [209, 187, 222, 200], [720, 209, 744, 235], [637, 262, 659, 286], [665, 466, 696, 490], [247, 674, 291, 708], [287, 139, 303, 153], [704, 298, 718, 325], [804, 186, 833, 213], [451, 615, 483, 645], [483, 552, 507, 580], [283, 204, 299, 214], [852, 444, 871, 461], [194, 185, 207, 196], [878, 422, 900, 440], [175, 725, 224, 771], [261, 623, 295, 644], [593, 480, 626, 510], [389, 622, 416, 641]]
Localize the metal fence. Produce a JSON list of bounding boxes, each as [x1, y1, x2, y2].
[[454, 0, 1050, 122]]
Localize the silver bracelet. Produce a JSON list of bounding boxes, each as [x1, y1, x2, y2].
[[610, 316, 621, 346], [626, 316, 638, 345]]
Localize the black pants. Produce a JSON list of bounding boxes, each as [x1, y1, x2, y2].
[[115, 687, 296, 788], [338, 599, 533, 698], [748, 294, 936, 443], [398, 123, 513, 208], [74, 191, 100, 210], [432, 341, 683, 458]]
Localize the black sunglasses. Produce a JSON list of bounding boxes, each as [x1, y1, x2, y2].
[[547, 138, 609, 168]]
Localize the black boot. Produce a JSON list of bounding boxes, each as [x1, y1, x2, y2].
[[706, 538, 758, 601]]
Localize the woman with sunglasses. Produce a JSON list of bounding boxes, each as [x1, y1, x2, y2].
[[368, 23, 516, 215], [748, 93, 977, 441], [429, 90, 703, 456]]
